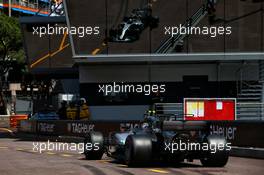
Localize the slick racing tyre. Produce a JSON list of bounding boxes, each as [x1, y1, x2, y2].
[[124, 135, 152, 166], [200, 135, 229, 167], [84, 131, 104, 160]]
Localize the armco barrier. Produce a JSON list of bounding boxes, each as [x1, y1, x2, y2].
[[37, 120, 141, 137], [19, 120, 37, 133], [0, 115, 10, 128], [19, 120, 141, 137], [18, 120, 264, 148], [10, 115, 28, 128]]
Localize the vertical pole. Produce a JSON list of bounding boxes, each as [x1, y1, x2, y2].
[[240, 66, 243, 93], [260, 2, 264, 120], [186, 0, 189, 53], [148, 0, 152, 83], [0, 79, 3, 115], [224, 0, 226, 52], [217, 62, 220, 96], [105, 0, 108, 54], [8, 0, 11, 17], [11, 90, 16, 115], [261, 79, 264, 120]]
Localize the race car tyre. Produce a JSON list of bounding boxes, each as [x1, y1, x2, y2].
[[84, 131, 104, 160], [124, 135, 152, 166], [200, 135, 229, 167]]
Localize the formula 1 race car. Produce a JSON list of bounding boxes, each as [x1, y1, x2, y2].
[[108, 7, 159, 42], [83, 114, 229, 167]]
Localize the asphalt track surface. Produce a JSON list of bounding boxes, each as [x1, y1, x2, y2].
[[0, 130, 264, 175]]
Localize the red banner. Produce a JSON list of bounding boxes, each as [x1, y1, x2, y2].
[[184, 98, 236, 121]]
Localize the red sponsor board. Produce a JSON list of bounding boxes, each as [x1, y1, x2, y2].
[[10, 115, 28, 128], [184, 98, 236, 121]]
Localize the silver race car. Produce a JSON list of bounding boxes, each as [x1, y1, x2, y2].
[[83, 114, 230, 167], [109, 7, 159, 42]]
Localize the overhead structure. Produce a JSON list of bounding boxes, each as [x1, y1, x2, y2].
[[155, 3, 209, 54]]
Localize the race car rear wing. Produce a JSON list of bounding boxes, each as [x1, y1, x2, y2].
[[162, 121, 207, 131]]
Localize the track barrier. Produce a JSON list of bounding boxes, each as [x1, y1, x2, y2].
[[18, 120, 264, 148], [0, 115, 10, 128]]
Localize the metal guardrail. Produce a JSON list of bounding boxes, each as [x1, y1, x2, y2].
[[11, 0, 50, 13], [237, 103, 264, 120], [12, 0, 38, 9], [155, 103, 264, 120], [0, 115, 10, 128], [155, 103, 183, 113], [0, 115, 29, 128], [155, 103, 184, 120]]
